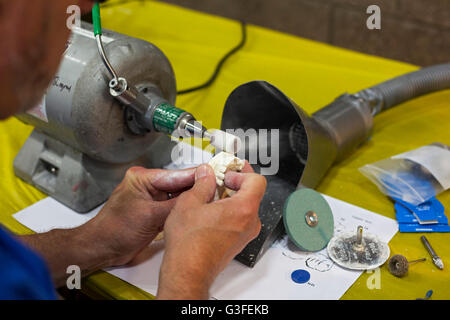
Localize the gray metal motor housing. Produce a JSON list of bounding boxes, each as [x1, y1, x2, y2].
[[14, 22, 177, 212]]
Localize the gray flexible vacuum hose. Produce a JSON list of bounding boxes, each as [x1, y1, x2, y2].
[[361, 63, 450, 114]]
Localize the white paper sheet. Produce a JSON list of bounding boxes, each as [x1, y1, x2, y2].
[[12, 142, 398, 300], [13, 193, 398, 300], [14, 197, 101, 233], [105, 194, 398, 300]]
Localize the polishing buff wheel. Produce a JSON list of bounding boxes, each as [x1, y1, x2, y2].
[[388, 254, 409, 277], [387, 254, 426, 277], [283, 188, 334, 251], [327, 226, 390, 271]]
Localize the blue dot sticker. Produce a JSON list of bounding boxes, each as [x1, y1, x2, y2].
[[291, 269, 310, 284]]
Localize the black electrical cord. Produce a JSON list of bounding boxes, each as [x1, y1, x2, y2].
[[95, 0, 248, 95], [176, 21, 247, 95]]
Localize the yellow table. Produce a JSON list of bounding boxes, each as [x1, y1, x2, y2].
[[1, 0, 449, 300]]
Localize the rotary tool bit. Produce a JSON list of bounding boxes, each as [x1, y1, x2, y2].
[[387, 254, 426, 277], [421, 236, 444, 270]]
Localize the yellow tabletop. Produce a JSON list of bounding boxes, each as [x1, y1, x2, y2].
[[0, 0, 449, 300]]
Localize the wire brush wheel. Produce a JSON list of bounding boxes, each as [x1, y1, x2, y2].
[[388, 254, 409, 277]]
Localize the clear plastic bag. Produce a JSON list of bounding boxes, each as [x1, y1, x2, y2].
[[359, 143, 450, 206]]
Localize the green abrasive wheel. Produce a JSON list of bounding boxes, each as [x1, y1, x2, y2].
[[283, 188, 334, 251]]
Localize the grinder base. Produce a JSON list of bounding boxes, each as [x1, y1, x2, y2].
[[14, 130, 174, 213]]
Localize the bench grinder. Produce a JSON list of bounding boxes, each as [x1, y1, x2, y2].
[[14, 21, 233, 213]]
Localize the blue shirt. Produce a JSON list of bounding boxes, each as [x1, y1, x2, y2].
[[0, 226, 56, 300]]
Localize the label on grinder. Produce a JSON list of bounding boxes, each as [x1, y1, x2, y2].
[[153, 104, 185, 134]]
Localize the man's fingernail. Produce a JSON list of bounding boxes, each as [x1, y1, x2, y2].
[[195, 165, 209, 180]]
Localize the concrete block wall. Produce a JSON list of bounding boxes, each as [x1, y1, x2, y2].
[[158, 0, 450, 66]]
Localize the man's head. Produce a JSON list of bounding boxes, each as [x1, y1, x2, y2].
[[0, 0, 94, 119]]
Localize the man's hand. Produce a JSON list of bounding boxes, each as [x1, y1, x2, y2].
[[21, 166, 197, 286], [81, 166, 198, 267], [22, 162, 266, 293], [157, 163, 266, 299]]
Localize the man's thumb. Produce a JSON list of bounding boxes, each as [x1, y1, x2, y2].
[[180, 164, 217, 207]]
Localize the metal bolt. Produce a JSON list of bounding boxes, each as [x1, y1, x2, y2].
[[109, 78, 125, 93], [356, 226, 363, 245], [305, 211, 318, 227], [109, 78, 118, 89], [352, 225, 365, 251]]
